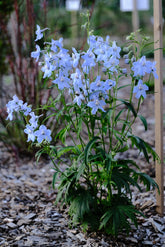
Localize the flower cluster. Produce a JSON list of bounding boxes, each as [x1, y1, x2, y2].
[[131, 55, 158, 99], [7, 26, 158, 144], [31, 25, 158, 108], [6, 95, 52, 143]]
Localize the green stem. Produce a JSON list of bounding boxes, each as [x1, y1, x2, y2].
[[109, 75, 118, 152], [114, 97, 141, 152]]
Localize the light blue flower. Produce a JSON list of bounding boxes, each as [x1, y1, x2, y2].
[[132, 56, 151, 77], [133, 80, 149, 99], [24, 124, 36, 142], [52, 70, 71, 90], [73, 91, 85, 106], [94, 44, 108, 63], [57, 48, 72, 72], [82, 49, 96, 67], [35, 125, 52, 143], [29, 112, 39, 128], [21, 102, 32, 116], [109, 41, 121, 58], [6, 95, 23, 120], [51, 38, 63, 53], [41, 54, 55, 78], [72, 47, 80, 68], [90, 76, 105, 93], [87, 35, 97, 49], [103, 55, 119, 72], [103, 79, 116, 91], [82, 48, 96, 73], [71, 68, 82, 83], [146, 61, 158, 79], [31, 44, 40, 62], [35, 25, 48, 41], [87, 99, 106, 114], [81, 79, 90, 96]]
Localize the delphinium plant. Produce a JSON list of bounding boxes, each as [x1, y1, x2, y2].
[[6, 26, 159, 236]]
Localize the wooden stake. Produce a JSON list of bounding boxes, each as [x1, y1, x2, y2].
[[154, 0, 164, 215], [132, 0, 139, 32]]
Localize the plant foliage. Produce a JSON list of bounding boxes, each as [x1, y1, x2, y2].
[[6, 25, 160, 236]]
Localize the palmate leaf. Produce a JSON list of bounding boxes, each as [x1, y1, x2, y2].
[[135, 172, 160, 193], [111, 166, 142, 196], [100, 195, 141, 236], [69, 188, 93, 223], [128, 134, 160, 163]]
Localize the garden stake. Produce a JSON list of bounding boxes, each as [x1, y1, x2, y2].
[[154, 0, 164, 215]]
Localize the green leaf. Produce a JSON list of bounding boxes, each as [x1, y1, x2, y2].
[[117, 145, 129, 153], [119, 99, 137, 117], [136, 172, 160, 193], [115, 109, 125, 123], [105, 153, 113, 172], [35, 148, 47, 163], [55, 123, 71, 143], [100, 195, 140, 236], [128, 135, 149, 162], [128, 134, 160, 163], [138, 115, 147, 131], [52, 171, 58, 189], [99, 210, 113, 230], [102, 108, 113, 120], [69, 188, 93, 223], [117, 84, 131, 91], [57, 145, 80, 158], [144, 141, 160, 162], [84, 136, 100, 166], [76, 118, 82, 137]]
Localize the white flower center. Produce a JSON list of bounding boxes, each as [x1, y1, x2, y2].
[[97, 81, 101, 87], [95, 100, 99, 106], [61, 77, 64, 82], [89, 52, 93, 58], [75, 91, 80, 96], [100, 49, 105, 54]]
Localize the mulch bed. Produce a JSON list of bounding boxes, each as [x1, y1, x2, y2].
[[0, 138, 165, 247]]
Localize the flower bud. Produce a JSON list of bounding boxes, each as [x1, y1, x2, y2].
[[122, 68, 127, 74], [123, 47, 129, 53], [125, 58, 129, 64]]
